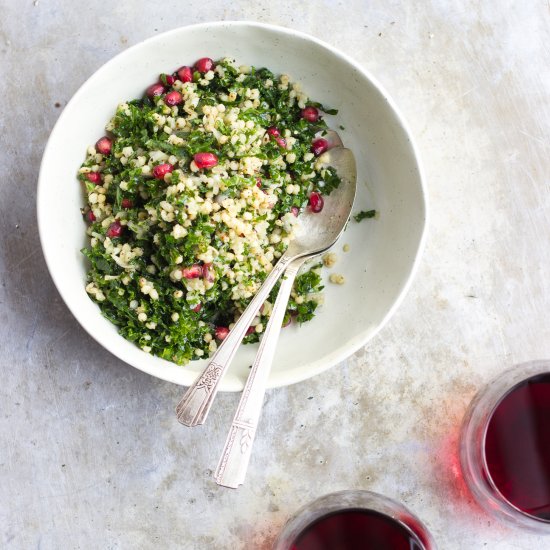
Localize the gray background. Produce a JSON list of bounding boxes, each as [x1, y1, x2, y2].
[[2, 1, 550, 548]]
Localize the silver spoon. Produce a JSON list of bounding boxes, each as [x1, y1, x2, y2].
[[213, 256, 306, 487], [175, 147, 357, 427], [214, 148, 357, 487]]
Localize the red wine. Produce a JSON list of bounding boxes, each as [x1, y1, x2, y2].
[[289, 509, 425, 550], [484, 373, 550, 520]]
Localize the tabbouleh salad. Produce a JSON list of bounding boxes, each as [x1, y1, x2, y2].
[[79, 56, 344, 365]]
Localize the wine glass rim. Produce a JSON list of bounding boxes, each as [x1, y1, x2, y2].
[[273, 489, 436, 549], [481, 369, 550, 525]]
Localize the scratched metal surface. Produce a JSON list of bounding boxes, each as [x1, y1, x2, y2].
[[1, 1, 550, 548]]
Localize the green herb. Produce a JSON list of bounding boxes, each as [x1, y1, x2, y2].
[[308, 100, 338, 116], [318, 166, 342, 195], [294, 264, 323, 295], [354, 210, 377, 222]]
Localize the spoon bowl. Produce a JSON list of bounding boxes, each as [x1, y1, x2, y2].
[[287, 147, 357, 257]]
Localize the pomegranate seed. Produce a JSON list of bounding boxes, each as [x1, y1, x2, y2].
[[195, 57, 214, 73], [152, 163, 174, 179], [275, 137, 287, 148], [311, 138, 329, 156], [266, 125, 285, 147], [194, 152, 218, 169], [164, 74, 175, 86], [202, 263, 215, 282], [146, 82, 165, 98], [245, 326, 255, 336], [106, 220, 123, 238], [301, 106, 320, 122], [215, 326, 229, 340], [309, 192, 324, 213], [87, 210, 96, 222], [181, 264, 202, 279], [192, 303, 202, 313], [256, 177, 262, 188], [121, 198, 133, 209], [95, 136, 112, 155], [291, 206, 300, 217], [176, 65, 193, 83], [85, 172, 101, 184], [164, 91, 182, 106]]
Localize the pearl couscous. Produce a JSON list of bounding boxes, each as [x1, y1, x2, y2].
[[79, 57, 343, 364]]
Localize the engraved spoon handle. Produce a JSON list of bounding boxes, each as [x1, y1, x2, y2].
[[175, 253, 294, 427], [214, 257, 306, 488]]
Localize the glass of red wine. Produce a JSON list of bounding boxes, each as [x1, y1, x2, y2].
[[460, 360, 550, 533], [272, 490, 437, 550]]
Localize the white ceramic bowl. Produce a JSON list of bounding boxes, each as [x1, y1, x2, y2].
[[37, 21, 427, 391]]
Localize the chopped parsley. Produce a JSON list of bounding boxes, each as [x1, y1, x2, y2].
[[354, 210, 376, 222], [79, 57, 342, 365]]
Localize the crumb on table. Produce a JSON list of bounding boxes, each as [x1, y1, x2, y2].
[[343, 244, 350, 252], [322, 252, 338, 268], [329, 273, 345, 285]]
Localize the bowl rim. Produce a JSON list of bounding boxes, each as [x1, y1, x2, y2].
[[37, 20, 428, 391]]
